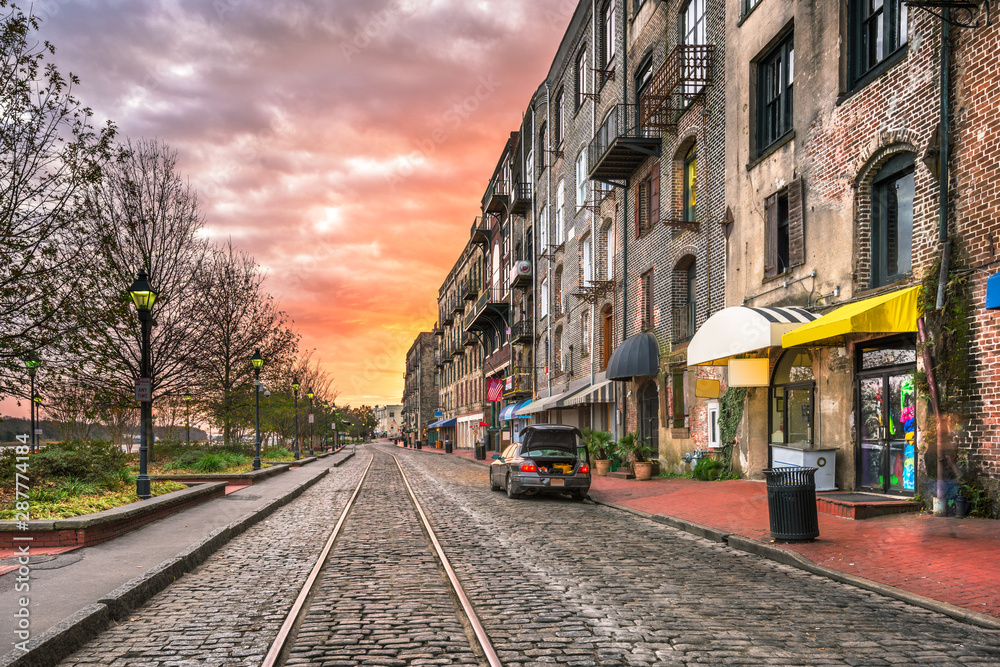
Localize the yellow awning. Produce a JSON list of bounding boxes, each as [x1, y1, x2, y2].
[[781, 285, 921, 348]]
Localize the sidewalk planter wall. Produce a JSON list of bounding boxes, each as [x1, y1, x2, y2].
[[0, 482, 227, 549], [150, 462, 291, 488]]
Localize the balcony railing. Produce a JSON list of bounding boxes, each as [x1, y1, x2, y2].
[[510, 319, 533, 345], [588, 104, 662, 184], [640, 44, 715, 131], [471, 216, 491, 247], [502, 370, 533, 398], [464, 287, 510, 333], [484, 178, 509, 213], [672, 301, 696, 343], [461, 276, 479, 301], [509, 181, 532, 215]]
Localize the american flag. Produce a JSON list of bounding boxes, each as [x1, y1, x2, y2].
[[486, 378, 503, 402]]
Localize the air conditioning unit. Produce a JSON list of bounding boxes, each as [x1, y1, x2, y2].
[[509, 260, 532, 288]]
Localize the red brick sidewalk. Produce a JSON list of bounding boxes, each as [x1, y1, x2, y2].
[[408, 442, 1000, 623]]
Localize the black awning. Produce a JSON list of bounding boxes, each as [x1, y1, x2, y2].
[[607, 332, 660, 381]]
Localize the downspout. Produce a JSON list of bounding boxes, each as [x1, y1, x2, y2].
[[591, 0, 598, 433], [547, 82, 553, 399], [934, 8, 952, 512], [621, 0, 629, 437]]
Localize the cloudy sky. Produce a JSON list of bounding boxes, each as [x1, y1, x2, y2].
[[35, 0, 570, 407]]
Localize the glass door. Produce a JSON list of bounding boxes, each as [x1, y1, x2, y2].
[[857, 370, 917, 494]]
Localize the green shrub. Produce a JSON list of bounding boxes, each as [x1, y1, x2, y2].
[[262, 446, 293, 460], [191, 453, 227, 473], [692, 457, 725, 481], [15, 441, 130, 487]]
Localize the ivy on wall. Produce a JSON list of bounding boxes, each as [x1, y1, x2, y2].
[[718, 386, 747, 479]]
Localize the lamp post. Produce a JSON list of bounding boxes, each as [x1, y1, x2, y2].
[[129, 268, 158, 500], [32, 394, 42, 448], [184, 393, 192, 446], [252, 349, 263, 470], [291, 378, 301, 460], [307, 388, 314, 456], [23, 356, 40, 453]]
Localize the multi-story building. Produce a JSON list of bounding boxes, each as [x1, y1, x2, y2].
[[435, 243, 485, 449], [401, 332, 436, 447], [373, 404, 402, 439], [681, 0, 994, 508]]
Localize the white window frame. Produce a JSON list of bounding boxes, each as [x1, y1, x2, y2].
[[605, 225, 614, 279], [540, 277, 549, 317], [707, 400, 721, 448], [556, 180, 566, 244], [576, 151, 588, 208], [582, 235, 593, 283], [539, 205, 548, 250]]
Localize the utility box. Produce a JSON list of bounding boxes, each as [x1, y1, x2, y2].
[[770, 445, 837, 491]]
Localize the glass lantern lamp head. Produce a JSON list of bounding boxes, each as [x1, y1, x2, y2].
[[307, 388, 314, 401], [292, 377, 300, 393], [251, 349, 263, 376], [184, 393, 192, 403], [23, 355, 40, 378], [128, 269, 158, 315], [32, 394, 41, 404]]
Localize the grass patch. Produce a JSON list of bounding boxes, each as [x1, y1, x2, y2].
[[0, 478, 188, 520], [262, 446, 295, 461]]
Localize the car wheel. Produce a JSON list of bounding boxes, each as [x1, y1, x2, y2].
[[571, 490, 587, 502], [489, 471, 501, 492], [506, 475, 520, 499]]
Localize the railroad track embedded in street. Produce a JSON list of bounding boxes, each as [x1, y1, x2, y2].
[[262, 445, 502, 667]]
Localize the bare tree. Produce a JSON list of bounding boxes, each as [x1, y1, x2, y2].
[[192, 241, 299, 446], [76, 138, 210, 458], [0, 2, 115, 397], [39, 380, 98, 442]]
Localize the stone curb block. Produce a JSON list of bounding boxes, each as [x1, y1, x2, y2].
[[0, 604, 110, 667], [0, 466, 332, 667], [332, 451, 355, 468], [726, 534, 1000, 631], [592, 496, 1000, 632]]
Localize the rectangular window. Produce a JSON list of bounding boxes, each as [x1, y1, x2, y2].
[[641, 270, 653, 329], [576, 151, 588, 207], [538, 123, 547, 177], [576, 48, 588, 110], [764, 179, 804, 279], [682, 144, 697, 223], [851, 0, 908, 87], [603, 1, 617, 68], [554, 90, 564, 146], [872, 157, 915, 288], [682, 0, 706, 45], [539, 205, 548, 250], [707, 401, 720, 448], [742, 0, 762, 18], [605, 226, 614, 279], [756, 33, 794, 156], [540, 278, 548, 317], [582, 235, 593, 283], [556, 180, 566, 244], [637, 178, 650, 237]]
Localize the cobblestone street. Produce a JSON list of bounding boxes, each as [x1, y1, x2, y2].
[[56, 446, 1000, 666]]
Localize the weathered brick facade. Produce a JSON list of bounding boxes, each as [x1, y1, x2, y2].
[[402, 332, 437, 446]]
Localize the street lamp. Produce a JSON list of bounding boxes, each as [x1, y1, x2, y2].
[[184, 393, 192, 446], [23, 356, 40, 453], [323, 400, 330, 451], [32, 394, 42, 447], [129, 268, 158, 500], [291, 378, 300, 460], [307, 388, 314, 456], [251, 349, 263, 470]]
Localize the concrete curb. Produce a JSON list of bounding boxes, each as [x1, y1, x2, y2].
[[0, 464, 335, 667], [332, 451, 355, 468], [590, 497, 1000, 632]]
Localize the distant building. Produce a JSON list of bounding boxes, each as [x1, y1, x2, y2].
[[402, 332, 436, 447], [373, 404, 402, 439]]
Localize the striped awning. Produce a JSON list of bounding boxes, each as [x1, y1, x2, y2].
[[499, 400, 532, 421], [564, 380, 615, 406], [687, 306, 820, 366]]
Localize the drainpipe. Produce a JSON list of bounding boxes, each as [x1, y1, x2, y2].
[[934, 8, 952, 512], [591, 0, 598, 433], [621, 0, 630, 437], [547, 82, 553, 399]]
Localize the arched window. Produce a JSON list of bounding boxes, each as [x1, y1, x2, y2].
[[601, 305, 613, 371], [870, 154, 914, 288], [683, 143, 697, 223], [554, 266, 564, 316], [770, 349, 815, 447]]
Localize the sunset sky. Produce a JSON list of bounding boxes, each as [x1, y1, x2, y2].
[[35, 0, 571, 408]]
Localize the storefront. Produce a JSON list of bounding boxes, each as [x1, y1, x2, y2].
[[498, 399, 531, 443]]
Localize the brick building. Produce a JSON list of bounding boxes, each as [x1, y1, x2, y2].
[[401, 332, 436, 447], [436, 243, 486, 449]]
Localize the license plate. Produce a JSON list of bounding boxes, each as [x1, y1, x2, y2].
[[550, 478, 565, 487]]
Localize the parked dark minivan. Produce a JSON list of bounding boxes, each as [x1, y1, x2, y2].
[[490, 424, 590, 501]]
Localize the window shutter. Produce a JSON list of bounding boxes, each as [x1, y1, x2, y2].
[[788, 178, 805, 267], [764, 193, 778, 278], [650, 163, 660, 226], [635, 182, 641, 238]]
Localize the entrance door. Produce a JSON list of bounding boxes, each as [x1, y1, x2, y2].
[[858, 369, 917, 494]]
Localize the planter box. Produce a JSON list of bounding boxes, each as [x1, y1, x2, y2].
[[671, 428, 691, 440], [0, 482, 227, 549]]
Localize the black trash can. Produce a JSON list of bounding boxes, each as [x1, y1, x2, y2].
[[764, 467, 819, 542], [445, 439, 453, 454], [416, 439, 422, 450], [474, 442, 486, 460]]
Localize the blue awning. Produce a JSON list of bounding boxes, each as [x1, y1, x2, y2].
[[987, 271, 1000, 309], [499, 400, 532, 421], [428, 417, 457, 429]]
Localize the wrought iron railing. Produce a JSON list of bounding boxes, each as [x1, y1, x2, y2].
[[640, 44, 715, 130], [672, 301, 696, 342], [588, 104, 660, 174]]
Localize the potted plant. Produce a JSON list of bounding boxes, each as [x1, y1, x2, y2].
[[582, 429, 614, 476], [631, 436, 656, 481]]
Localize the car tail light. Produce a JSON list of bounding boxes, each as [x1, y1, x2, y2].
[[578, 464, 589, 474], [520, 463, 537, 473]]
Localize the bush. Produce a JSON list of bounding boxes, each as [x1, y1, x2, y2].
[[692, 457, 725, 481], [262, 446, 293, 460], [26, 441, 129, 487]]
